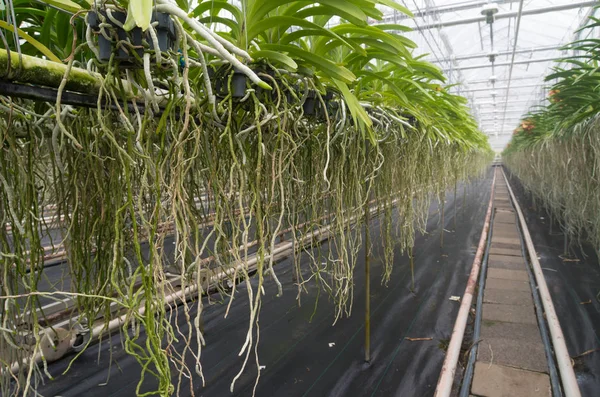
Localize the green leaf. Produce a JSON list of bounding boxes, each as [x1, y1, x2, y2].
[[175, 0, 188, 12], [55, 11, 71, 50], [331, 78, 374, 140], [251, 50, 298, 70], [262, 44, 356, 84], [375, 0, 413, 17], [356, 70, 408, 104], [374, 23, 412, 32], [0, 20, 61, 62], [248, 16, 360, 55], [126, 0, 153, 31], [192, 1, 242, 24], [251, 0, 367, 26], [198, 16, 239, 36], [40, 0, 82, 14], [40, 8, 57, 49], [293, 5, 367, 26]]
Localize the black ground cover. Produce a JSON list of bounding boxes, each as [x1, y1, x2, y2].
[[507, 170, 600, 396], [37, 170, 493, 397]]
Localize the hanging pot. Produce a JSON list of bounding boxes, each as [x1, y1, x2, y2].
[[214, 66, 248, 99], [252, 68, 276, 100], [148, 12, 176, 53], [303, 90, 317, 115], [231, 70, 248, 98], [87, 11, 143, 65]]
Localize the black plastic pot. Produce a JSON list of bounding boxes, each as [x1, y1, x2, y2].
[[284, 84, 299, 104], [87, 11, 143, 64], [253, 68, 276, 100], [214, 67, 248, 98], [231, 70, 248, 98], [148, 12, 176, 53], [303, 90, 317, 115]]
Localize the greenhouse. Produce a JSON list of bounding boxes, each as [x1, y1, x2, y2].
[[0, 0, 598, 396]]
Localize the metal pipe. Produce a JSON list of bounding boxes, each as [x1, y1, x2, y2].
[[444, 57, 557, 71], [476, 100, 532, 104], [479, 110, 525, 115], [0, 80, 148, 112], [377, 0, 522, 22], [458, 189, 495, 397], [509, 174, 562, 397], [500, 0, 525, 144], [413, 1, 597, 30], [434, 171, 496, 397], [502, 169, 581, 397], [9, 197, 401, 375], [479, 106, 527, 112], [364, 189, 371, 363], [467, 75, 542, 84], [432, 45, 564, 63], [459, 83, 542, 92]]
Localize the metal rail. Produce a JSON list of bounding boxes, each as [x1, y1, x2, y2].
[[502, 169, 581, 397], [413, 1, 597, 30], [433, 171, 496, 397]]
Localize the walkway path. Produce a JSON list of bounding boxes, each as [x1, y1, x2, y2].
[[470, 168, 551, 396]]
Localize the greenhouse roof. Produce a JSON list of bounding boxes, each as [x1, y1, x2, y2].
[[374, 0, 597, 151]]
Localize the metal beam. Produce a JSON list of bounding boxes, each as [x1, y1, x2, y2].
[[444, 57, 557, 71], [476, 106, 528, 111], [466, 75, 541, 84], [480, 117, 522, 121], [459, 83, 542, 92], [475, 100, 532, 105], [410, 1, 597, 31], [431, 45, 564, 63], [481, 122, 520, 125], [376, 0, 521, 23], [480, 111, 524, 115]]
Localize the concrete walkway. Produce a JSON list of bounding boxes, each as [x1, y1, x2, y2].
[[470, 168, 551, 397]]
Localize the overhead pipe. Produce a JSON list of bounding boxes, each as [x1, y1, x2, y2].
[[502, 170, 581, 397], [9, 195, 402, 375], [434, 172, 496, 397], [499, 0, 525, 144], [468, 75, 542, 84], [444, 57, 557, 71], [459, 83, 542, 92], [458, 193, 495, 397], [375, 0, 522, 23], [476, 99, 532, 104], [432, 45, 565, 63], [413, 1, 597, 30]]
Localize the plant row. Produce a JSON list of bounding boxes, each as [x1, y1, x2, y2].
[[503, 8, 600, 253], [0, 1, 492, 395]]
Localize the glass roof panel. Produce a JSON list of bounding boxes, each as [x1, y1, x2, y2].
[[373, 0, 596, 150]]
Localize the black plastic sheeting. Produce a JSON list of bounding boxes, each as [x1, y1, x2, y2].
[[37, 170, 493, 397], [506, 171, 600, 396]]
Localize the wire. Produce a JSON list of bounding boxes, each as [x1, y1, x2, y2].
[[400, 0, 447, 69], [499, 0, 525, 138]]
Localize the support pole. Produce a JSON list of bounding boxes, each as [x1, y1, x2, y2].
[[502, 169, 581, 397], [364, 194, 371, 363], [434, 171, 496, 397], [364, 142, 371, 364]]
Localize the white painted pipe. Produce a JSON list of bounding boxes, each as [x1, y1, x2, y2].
[[434, 170, 496, 397], [502, 169, 581, 397], [9, 197, 391, 374]]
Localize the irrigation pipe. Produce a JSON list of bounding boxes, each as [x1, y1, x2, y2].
[[501, 168, 581, 397], [511, 183, 562, 397], [458, 196, 494, 397], [434, 170, 496, 397], [8, 197, 396, 375]]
